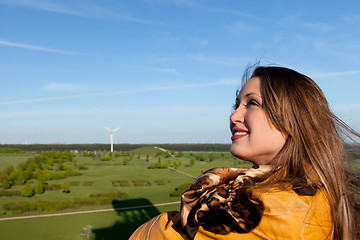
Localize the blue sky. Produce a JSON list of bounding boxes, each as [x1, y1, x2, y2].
[[0, 0, 359, 144]]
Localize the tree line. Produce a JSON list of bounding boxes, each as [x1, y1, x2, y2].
[[0, 144, 232, 152]]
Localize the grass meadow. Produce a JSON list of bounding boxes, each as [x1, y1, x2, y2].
[[0, 146, 358, 240], [0, 147, 252, 240]]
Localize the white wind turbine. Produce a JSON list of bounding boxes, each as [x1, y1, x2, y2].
[[104, 127, 119, 152]]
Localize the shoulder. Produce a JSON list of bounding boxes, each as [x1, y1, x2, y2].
[[247, 188, 332, 239], [197, 188, 332, 239], [130, 189, 332, 240]]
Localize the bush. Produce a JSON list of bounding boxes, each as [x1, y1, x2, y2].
[[101, 155, 112, 161], [154, 180, 166, 185], [89, 192, 129, 200], [21, 182, 34, 197], [81, 225, 95, 240], [163, 152, 171, 158], [148, 163, 168, 169], [83, 181, 94, 186], [3, 200, 75, 214], [61, 182, 70, 193], [77, 164, 88, 170], [2, 191, 130, 214], [118, 180, 131, 186], [0, 189, 21, 197], [34, 181, 45, 194], [132, 180, 151, 186], [1, 180, 12, 189], [64, 167, 81, 177], [74, 192, 130, 206]]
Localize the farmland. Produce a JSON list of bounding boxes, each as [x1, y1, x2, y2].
[[0, 145, 251, 240], [0, 144, 359, 240]]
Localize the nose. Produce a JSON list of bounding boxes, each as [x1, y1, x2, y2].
[[230, 105, 245, 125]]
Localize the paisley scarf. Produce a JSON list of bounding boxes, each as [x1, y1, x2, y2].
[[179, 165, 275, 239]]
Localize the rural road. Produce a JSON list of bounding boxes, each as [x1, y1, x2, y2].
[[0, 201, 181, 221]]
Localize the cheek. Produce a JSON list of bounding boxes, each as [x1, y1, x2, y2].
[[260, 127, 286, 154], [249, 114, 285, 149]]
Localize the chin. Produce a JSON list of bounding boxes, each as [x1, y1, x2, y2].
[[230, 146, 247, 160]]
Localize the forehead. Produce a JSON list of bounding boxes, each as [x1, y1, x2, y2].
[[238, 77, 262, 98]]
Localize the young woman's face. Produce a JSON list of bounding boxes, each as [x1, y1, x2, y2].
[[230, 76, 286, 165]]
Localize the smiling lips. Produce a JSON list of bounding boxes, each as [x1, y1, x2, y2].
[[231, 128, 249, 141]]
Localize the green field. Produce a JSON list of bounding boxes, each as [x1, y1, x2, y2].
[[0, 147, 251, 240], [1, 204, 178, 240], [0, 145, 358, 240]]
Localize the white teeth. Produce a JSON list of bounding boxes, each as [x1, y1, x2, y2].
[[234, 132, 247, 136]]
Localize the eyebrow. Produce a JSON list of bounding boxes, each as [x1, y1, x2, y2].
[[238, 92, 262, 99]]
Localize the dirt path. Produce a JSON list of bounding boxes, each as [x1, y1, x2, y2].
[[0, 201, 181, 222], [167, 166, 196, 179], [153, 146, 197, 179]]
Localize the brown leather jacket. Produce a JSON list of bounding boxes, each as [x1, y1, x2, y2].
[[130, 188, 332, 239]]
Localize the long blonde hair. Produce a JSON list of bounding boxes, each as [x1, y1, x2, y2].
[[245, 66, 360, 239]]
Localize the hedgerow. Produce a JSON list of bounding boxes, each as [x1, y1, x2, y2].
[[2, 191, 129, 214], [0, 189, 21, 197]]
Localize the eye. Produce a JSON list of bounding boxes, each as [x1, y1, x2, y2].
[[233, 98, 240, 110], [246, 99, 261, 107]]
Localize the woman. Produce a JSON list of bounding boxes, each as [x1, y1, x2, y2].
[[130, 66, 360, 239]]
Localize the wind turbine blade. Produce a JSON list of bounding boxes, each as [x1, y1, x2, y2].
[[104, 126, 111, 132], [112, 127, 120, 133]]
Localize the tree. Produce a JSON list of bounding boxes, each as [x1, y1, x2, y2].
[[21, 182, 34, 197], [122, 157, 128, 165], [16, 171, 26, 185], [34, 181, 45, 194], [61, 182, 70, 193], [2, 180, 11, 189], [81, 225, 95, 240]]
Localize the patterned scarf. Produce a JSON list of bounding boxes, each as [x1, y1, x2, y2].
[[179, 165, 275, 239]]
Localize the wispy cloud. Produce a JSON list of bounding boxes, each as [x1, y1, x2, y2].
[[117, 63, 178, 74], [165, 0, 262, 20], [342, 13, 360, 23], [0, 0, 175, 26], [148, 67, 178, 74], [227, 21, 260, 34], [42, 83, 107, 92], [187, 54, 252, 67], [278, 14, 333, 33], [304, 22, 333, 32], [218, 79, 241, 86], [0, 0, 79, 15], [190, 37, 208, 46], [0, 39, 79, 55], [0, 80, 236, 106]]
